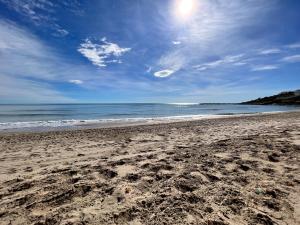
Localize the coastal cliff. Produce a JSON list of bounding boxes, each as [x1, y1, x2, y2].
[[242, 90, 300, 105]]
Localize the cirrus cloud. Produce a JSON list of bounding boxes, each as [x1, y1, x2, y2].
[[286, 43, 300, 49], [281, 55, 300, 63], [194, 54, 245, 71], [251, 65, 279, 71], [259, 48, 281, 55], [0, 0, 81, 36]]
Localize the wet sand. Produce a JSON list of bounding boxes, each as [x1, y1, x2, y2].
[[0, 111, 299, 225]]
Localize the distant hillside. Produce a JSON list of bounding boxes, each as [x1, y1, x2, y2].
[[242, 90, 300, 105]]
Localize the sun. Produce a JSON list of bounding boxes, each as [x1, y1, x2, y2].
[[175, 0, 196, 19]]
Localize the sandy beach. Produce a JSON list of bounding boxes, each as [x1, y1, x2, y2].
[[0, 111, 299, 225]]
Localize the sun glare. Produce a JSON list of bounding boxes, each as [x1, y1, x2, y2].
[[175, 0, 196, 18]]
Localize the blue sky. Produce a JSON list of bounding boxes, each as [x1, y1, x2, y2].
[[0, 0, 300, 103]]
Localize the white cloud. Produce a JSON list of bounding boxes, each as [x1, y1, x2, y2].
[[251, 65, 279, 71], [78, 38, 131, 67], [0, 20, 95, 102], [172, 41, 181, 45], [156, 0, 276, 78], [281, 55, 300, 63], [154, 69, 175, 78], [53, 27, 69, 37], [286, 43, 300, 49], [158, 50, 186, 71], [259, 48, 281, 55], [0, 74, 72, 103], [194, 54, 244, 71], [0, 0, 54, 24], [233, 62, 247, 66], [0, 20, 59, 81], [69, 79, 83, 84], [146, 66, 152, 73], [176, 0, 273, 46], [195, 66, 209, 71], [0, 20, 168, 102], [0, 0, 81, 36]]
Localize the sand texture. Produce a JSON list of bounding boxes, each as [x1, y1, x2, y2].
[[0, 112, 299, 225]]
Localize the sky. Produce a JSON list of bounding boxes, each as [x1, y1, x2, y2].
[[0, 0, 300, 103]]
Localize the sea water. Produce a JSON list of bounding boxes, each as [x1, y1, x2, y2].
[[0, 103, 298, 131]]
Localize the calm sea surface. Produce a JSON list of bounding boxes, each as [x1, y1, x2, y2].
[[0, 103, 299, 130]]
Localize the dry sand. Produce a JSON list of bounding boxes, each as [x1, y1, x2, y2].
[[0, 111, 299, 225]]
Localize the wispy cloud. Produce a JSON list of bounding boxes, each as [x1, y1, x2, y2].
[[286, 43, 300, 49], [194, 54, 244, 71], [251, 65, 279, 71], [0, 20, 89, 102], [259, 48, 281, 55], [0, 74, 73, 103], [172, 41, 181, 45], [0, 20, 58, 80], [156, 49, 185, 74], [154, 69, 175, 78], [0, 19, 178, 102], [0, 0, 54, 24], [78, 38, 131, 67], [0, 0, 81, 36], [281, 55, 300, 63], [1, 1, 298, 103], [154, 0, 277, 79], [146, 66, 152, 73], [53, 27, 69, 37], [233, 62, 247, 66], [69, 80, 83, 84]]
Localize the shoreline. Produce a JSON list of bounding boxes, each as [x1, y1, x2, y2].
[[0, 110, 299, 134]]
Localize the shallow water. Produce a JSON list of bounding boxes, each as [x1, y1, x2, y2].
[[0, 103, 298, 130]]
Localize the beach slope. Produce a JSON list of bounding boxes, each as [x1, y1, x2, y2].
[[0, 112, 299, 225]]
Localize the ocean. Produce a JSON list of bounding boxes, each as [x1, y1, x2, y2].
[[0, 103, 299, 131]]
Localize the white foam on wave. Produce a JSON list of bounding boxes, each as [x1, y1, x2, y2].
[[0, 110, 293, 131], [168, 103, 199, 105], [0, 115, 211, 131]]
